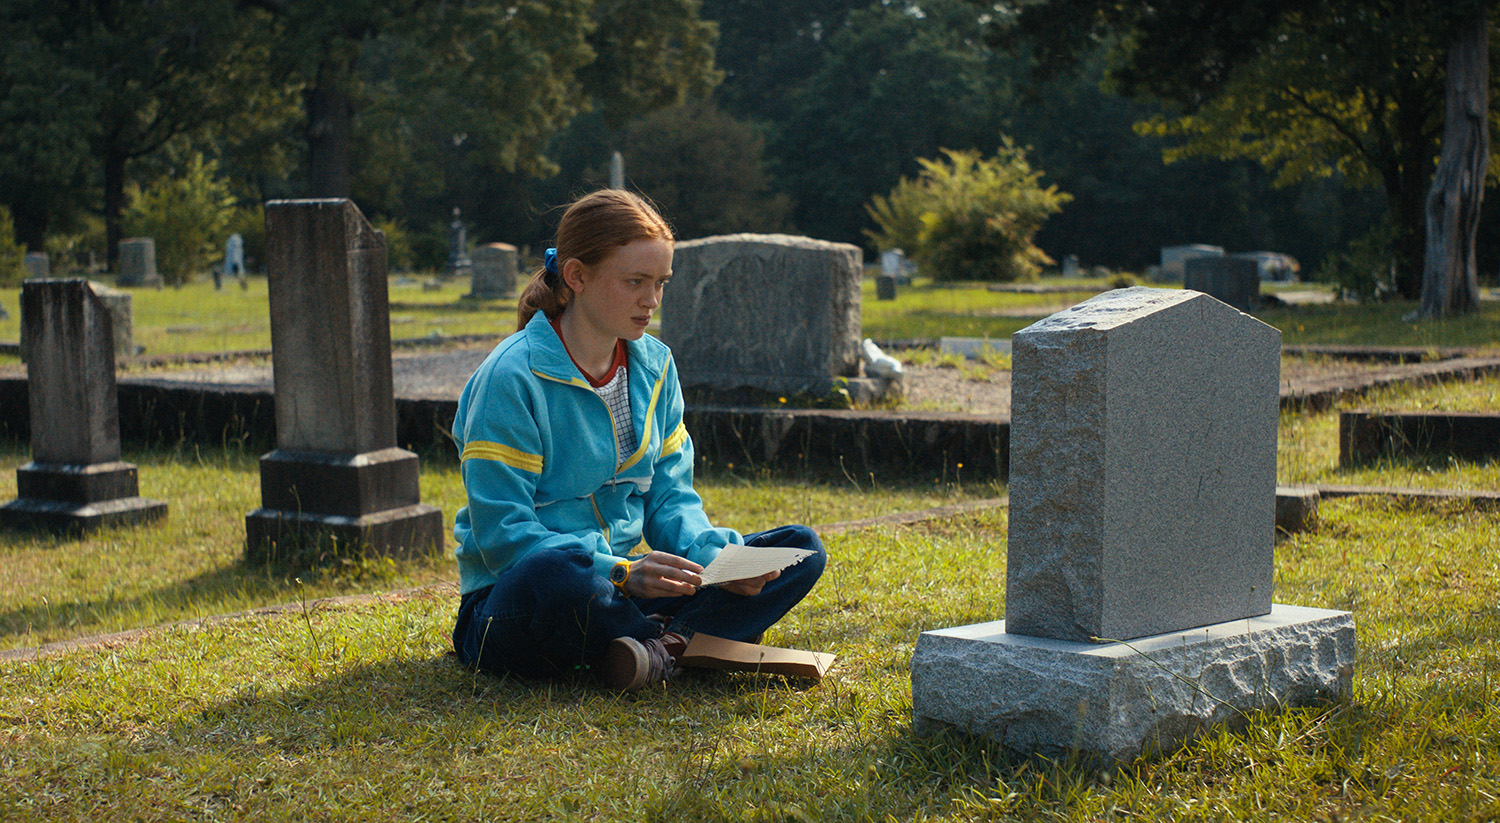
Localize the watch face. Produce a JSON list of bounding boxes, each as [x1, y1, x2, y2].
[[610, 563, 627, 583]]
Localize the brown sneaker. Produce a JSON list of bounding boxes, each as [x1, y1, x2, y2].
[[600, 632, 687, 691]]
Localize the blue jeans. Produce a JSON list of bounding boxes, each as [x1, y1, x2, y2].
[[452, 524, 826, 680]]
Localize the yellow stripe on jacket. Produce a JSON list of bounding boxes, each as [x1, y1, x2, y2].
[[660, 422, 689, 458], [461, 440, 543, 474]]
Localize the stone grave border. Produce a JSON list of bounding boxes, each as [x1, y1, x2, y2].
[[1, 342, 1498, 483]]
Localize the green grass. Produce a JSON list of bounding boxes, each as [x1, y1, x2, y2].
[[2, 497, 1497, 820], [0, 442, 997, 653]]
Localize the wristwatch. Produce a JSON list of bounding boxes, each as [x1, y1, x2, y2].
[[609, 560, 631, 594]]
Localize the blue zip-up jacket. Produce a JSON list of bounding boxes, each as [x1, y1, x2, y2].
[[451, 313, 741, 595]]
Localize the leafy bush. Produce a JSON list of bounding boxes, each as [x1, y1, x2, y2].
[[372, 217, 415, 272], [123, 153, 235, 286], [1317, 220, 1398, 302], [0, 206, 24, 287], [865, 141, 1070, 282]]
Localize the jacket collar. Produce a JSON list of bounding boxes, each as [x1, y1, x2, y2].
[[525, 311, 665, 385]]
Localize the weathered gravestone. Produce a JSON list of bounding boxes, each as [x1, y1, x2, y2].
[[0, 279, 167, 532], [1185, 255, 1260, 312], [465, 242, 517, 300], [911, 287, 1355, 764], [662, 234, 862, 397], [19, 280, 133, 362], [444, 207, 471, 279], [875, 275, 897, 301], [244, 199, 443, 564], [117, 238, 163, 287], [1158, 244, 1223, 282], [23, 252, 49, 278]]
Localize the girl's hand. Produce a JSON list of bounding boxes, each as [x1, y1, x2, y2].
[[624, 552, 703, 598], [718, 569, 780, 597]]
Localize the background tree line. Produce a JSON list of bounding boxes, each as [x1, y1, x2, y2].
[[2, 0, 1496, 308]]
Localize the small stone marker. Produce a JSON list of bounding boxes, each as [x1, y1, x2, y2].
[[875, 274, 896, 300], [1158, 244, 1223, 282], [0, 279, 166, 532], [465, 242, 517, 300], [1061, 254, 1080, 278], [1185, 256, 1260, 312], [662, 233, 862, 397], [445, 207, 471, 279], [117, 238, 163, 287], [911, 287, 1355, 764], [23, 251, 49, 278], [245, 199, 443, 564]]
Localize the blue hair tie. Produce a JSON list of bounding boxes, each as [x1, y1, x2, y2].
[[544, 248, 558, 275]]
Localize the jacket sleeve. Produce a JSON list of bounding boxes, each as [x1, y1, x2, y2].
[[456, 363, 612, 576], [640, 356, 742, 567]]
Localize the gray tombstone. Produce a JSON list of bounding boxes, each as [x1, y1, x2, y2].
[[1061, 254, 1080, 278], [875, 274, 897, 301], [1157, 244, 1223, 282], [444, 207, 471, 278], [1185, 255, 1260, 312], [911, 287, 1356, 764], [23, 252, 49, 278], [0, 279, 166, 532], [465, 242, 517, 300], [245, 199, 443, 564], [662, 234, 862, 397], [117, 238, 163, 287], [17, 280, 134, 362]]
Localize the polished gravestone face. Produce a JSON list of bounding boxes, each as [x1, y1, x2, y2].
[[117, 238, 161, 287], [1185, 256, 1261, 312], [1005, 286, 1282, 643], [662, 233, 863, 397]]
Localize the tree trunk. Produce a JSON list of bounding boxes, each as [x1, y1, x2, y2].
[[1416, 7, 1489, 319], [305, 60, 353, 198], [103, 144, 127, 275]]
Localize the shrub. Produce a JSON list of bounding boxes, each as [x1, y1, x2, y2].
[[0, 206, 24, 287], [123, 153, 235, 286], [865, 141, 1070, 282], [1317, 220, 1398, 302]]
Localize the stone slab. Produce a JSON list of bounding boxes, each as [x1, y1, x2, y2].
[[16, 460, 140, 503], [117, 238, 163, 287], [911, 604, 1356, 765], [256, 447, 423, 518], [1340, 409, 1500, 466], [1275, 485, 1319, 535], [0, 494, 167, 534], [662, 233, 862, 396], [1184, 256, 1260, 312], [22, 279, 123, 466], [1007, 288, 1281, 642], [244, 502, 444, 565], [465, 243, 517, 300], [264, 199, 397, 454]]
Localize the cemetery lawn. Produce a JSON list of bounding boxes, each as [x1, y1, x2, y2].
[[0, 441, 998, 653], [3, 495, 1499, 820]]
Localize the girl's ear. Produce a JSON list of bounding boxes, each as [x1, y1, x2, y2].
[[561, 258, 588, 293]]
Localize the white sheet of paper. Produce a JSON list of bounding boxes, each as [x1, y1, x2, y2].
[[698, 543, 815, 586]]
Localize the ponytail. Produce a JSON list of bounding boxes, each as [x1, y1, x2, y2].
[[516, 262, 571, 331]]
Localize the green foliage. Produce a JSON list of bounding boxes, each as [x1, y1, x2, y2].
[[865, 143, 1070, 282], [616, 99, 792, 240], [372, 217, 415, 273], [1315, 220, 1400, 303], [123, 155, 236, 287], [0, 205, 24, 287]]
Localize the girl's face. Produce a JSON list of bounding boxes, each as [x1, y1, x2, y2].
[[567, 237, 673, 342]]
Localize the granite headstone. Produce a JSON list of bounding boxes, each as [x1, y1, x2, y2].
[[466, 242, 517, 300], [117, 238, 163, 287], [662, 234, 862, 397], [912, 287, 1356, 764], [1184, 256, 1260, 312]]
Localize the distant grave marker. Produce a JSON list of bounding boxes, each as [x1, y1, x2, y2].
[[466, 242, 517, 300], [663, 233, 862, 397], [912, 287, 1355, 763], [244, 199, 443, 563], [1185, 256, 1260, 312], [0, 279, 166, 532], [117, 238, 163, 287]]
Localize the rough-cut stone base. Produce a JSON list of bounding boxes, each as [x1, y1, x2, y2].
[[245, 503, 443, 565], [912, 604, 1355, 764], [0, 495, 167, 533]]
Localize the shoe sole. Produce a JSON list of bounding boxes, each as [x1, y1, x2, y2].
[[601, 637, 649, 691]]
